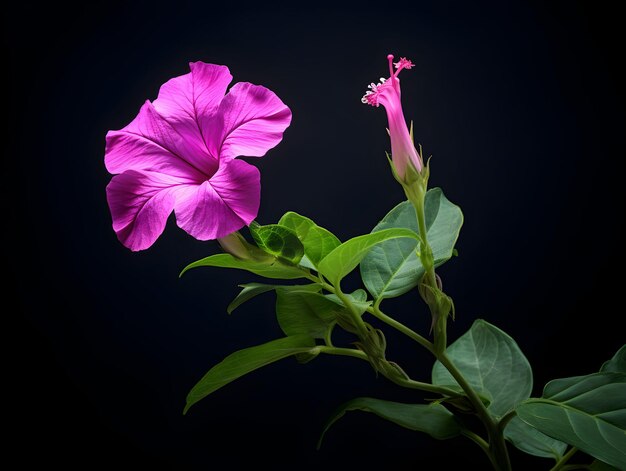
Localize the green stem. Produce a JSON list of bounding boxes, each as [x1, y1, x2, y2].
[[489, 427, 512, 471], [497, 409, 517, 433], [323, 321, 336, 347], [307, 273, 434, 353], [333, 283, 368, 338], [413, 195, 437, 290], [317, 346, 460, 397], [388, 375, 464, 397], [370, 304, 434, 353], [549, 448, 578, 471], [407, 188, 437, 294], [462, 429, 492, 463], [437, 353, 491, 424], [407, 182, 447, 352], [407, 182, 510, 469], [438, 352, 512, 471], [317, 346, 368, 361]]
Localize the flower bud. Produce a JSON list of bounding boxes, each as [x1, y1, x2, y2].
[[218, 231, 270, 261], [362, 54, 423, 182]]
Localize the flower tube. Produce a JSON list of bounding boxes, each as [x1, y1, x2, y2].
[[362, 55, 422, 181]]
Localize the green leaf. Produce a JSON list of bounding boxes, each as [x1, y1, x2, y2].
[[516, 372, 626, 469], [227, 283, 320, 314], [318, 228, 420, 286], [504, 415, 567, 460], [432, 319, 533, 418], [275, 289, 340, 338], [360, 188, 463, 301], [227, 283, 276, 314], [318, 398, 461, 448], [185, 336, 316, 413], [180, 254, 307, 280], [601, 345, 626, 373], [249, 223, 304, 265], [278, 212, 341, 268]]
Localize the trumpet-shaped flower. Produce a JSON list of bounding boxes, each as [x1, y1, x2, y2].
[[362, 55, 422, 180], [105, 62, 291, 251]]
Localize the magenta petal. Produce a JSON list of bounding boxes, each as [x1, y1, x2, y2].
[[104, 62, 291, 250], [106, 170, 189, 251], [210, 82, 292, 160], [209, 159, 261, 224], [153, 62, 232, 157], [105, 101, 215, 178], [174, 159, 260, 240]]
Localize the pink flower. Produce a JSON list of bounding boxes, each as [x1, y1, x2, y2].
[[362, 55, 422, 180], [105, 62, 291, 251]]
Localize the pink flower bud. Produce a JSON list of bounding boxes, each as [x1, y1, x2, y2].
[[362, 55, 423, 180]]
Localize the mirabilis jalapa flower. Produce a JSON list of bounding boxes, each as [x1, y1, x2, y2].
[[362, 55, 423, 181], [105, 62, 291, 251]]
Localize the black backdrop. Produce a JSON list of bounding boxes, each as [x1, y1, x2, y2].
[[5, 1, 624, 469]]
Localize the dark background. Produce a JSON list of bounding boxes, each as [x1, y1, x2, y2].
[[5, 1, 624, 469]]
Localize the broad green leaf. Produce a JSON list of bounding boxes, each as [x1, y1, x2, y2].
[[318, 228, 420, 286], [249, 223, 304, 265], [278, 212, 341, 268], [180, 254, 307, 280], [516, 372, 626, 469], [185, 335, 316, 413], [432, 319, 533, 418], [360, 188, 463, 301], [318, 398, 461, 448], [504, 415, 567, 460], [227, 283, 320, 314], [275, 289, 341, 338], [601, 345, 626, 373]]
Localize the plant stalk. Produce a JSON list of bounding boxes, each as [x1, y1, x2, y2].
[[549, 448, 578, 471], [437, 353, 512, 470], [409, 179, 511, 471]]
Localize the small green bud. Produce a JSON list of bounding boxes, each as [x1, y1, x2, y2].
[[218, 231, 274, 262], [419, 282, 454, 331]]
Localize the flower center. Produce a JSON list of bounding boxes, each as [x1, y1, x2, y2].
[[361, 54, 415, 107], [361, 77, 388, 107]]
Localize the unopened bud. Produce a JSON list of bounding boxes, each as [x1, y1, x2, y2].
[[218, 231, 273, 262]]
